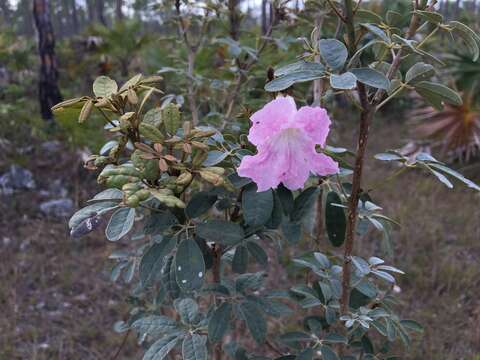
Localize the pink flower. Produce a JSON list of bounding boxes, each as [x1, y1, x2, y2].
[[237, 96, 339, 191]]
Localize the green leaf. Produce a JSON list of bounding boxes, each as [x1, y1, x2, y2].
[[415, 10, 443, 24], [355, 9, 383, 23], [242, 183, 274, 227], [182, 334, 207, 360], [428, 168, 453, 188], [175, 238, 205, 292], [414, 81, 463, 110], [93, 76, 118, 98], [105, 208, 135, 241], [448, 21, 480, 43], [282, 221, 302, 244], [400, 319, 424, 333], [449, 21, 480, 61], [69, 201, 119, 229], [132, 315, 180, 338], [361, 23, 390, 43], [275, 61, 325, 77], [196, 220, 245, 246], [203, 150, 229, 166], [276, 184, 294, 215], [330, 72, 357, 90], [428, 163, 480, 191], [235, 272, 265, 292], [174, 298, 199, 325], [186, 192, 218, 218], [266, 191, 283, 229], [140, 236, 176, 286], [163, 255, 181, 299], [350, 68, 390, 89], [208, 302, 232, 342], [90, 188, 124, 202], [319, 39, 348, 70], [320, 345, 339, 360], [143, 336, 180, 360], [325, 191, 346, 247], [232, 244, 249, 274], [374, 152, 405, 161], [386, 10, 404, 26], [119, 73, 142, 93], [238, 301, 267, 343], [405, 62, 435, 83], [297, 348, 313, 360], [144, 211, 178, 235], [246, 241, 268, 265], [265, 70, 325, 92], [292, 187, 318, 222]]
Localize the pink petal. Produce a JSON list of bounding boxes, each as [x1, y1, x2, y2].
[[291, 106, 332, 147], [311, 152, 339, 176], [238, 127, 339, 191], [247, 96, 297, 147]]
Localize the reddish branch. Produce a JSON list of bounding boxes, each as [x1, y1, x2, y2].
[[339, 0, 426, 315]]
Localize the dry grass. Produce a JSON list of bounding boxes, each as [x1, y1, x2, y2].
[[0, 119, 479, 359]]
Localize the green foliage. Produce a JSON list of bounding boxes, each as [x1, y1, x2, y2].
[[56, 1, 480, 359]]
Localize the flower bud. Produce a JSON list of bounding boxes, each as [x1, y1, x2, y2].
[[176, 171, 192, 185]]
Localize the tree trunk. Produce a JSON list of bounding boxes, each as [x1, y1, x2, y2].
[[116, 0, 123, 21], [0, 0, 12, 23], [261, 0, 267, 35], [71, 0, 79, 33], [96, 0, 107, 26], [86, 0, 95, 23], [228, 0, 240, 40], [33, 0, 63, 121]]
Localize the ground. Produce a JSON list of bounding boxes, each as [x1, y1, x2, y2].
[[0, 118, 479, 359]]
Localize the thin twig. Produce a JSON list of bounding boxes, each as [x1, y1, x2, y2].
[[110, 329, 131, 360], [327, 0, 347, 22]]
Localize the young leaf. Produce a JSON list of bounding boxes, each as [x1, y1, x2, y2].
[[265, 70, 325, 92], [360, 23, 390, 43], [330, 72, 357, 90], [106, 208, 135, 241], [175, 238, 206, 292], [405, 62, 435, 83], [415, 10, 443, 24], [93, 76, 118, 98], [350, 68, 390, 89], [275, 61, 325, 77], [414, 81, 462, 110], [319, 39, 349, 70]]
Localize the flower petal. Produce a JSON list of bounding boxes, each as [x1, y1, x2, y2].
[[237, 151, 283, 192], [248, 95, 297, 146], [310, 152, 339, 176], [291, 106, 332, 147]]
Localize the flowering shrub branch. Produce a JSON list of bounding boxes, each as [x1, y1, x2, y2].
[[53, 0, 480, 359]]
